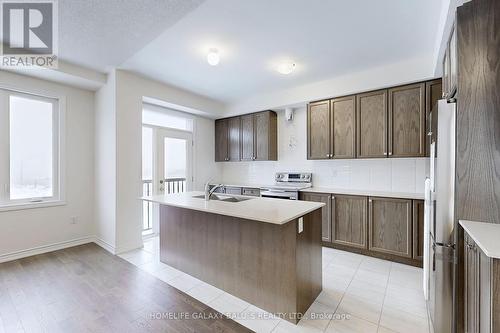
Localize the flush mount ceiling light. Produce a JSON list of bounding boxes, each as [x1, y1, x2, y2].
[[276, 62, 296, 75], [207, 48, 220, 66]]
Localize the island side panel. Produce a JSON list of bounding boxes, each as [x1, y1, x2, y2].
[[296, 208, 323, 316], [159, 205, 299, 319]]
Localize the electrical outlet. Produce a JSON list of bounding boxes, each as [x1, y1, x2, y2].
[[70, 216, 78, 224]]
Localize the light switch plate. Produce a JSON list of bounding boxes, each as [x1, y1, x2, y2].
[[298, 217, 304, 233]]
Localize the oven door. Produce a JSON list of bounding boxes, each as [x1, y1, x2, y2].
[[260, 189, 297, 200]]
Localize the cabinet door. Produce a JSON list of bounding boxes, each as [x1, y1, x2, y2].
[[215, 119, 228, 161], [412, 200, 424, 260], [464, 234, 479, 333], [240, 114, 254, 161], [254, 111, 277, 161], [388, 83, 426, 157], [300, 192, 331, 242], [479, 250, 491, 333], [332, 96, 356, 159], [307, 100, 331, 159], [425, 79, 442, 157], [227, 117, 241, 161], [356, 90, 388, 158], [332, 195, 368, 249], [368, 197, 412, 258]]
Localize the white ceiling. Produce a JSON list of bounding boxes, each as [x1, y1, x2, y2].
[[57, 0, 205, 72], [121, 0, 443, 103]]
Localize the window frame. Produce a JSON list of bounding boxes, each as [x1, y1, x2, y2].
[[0, 86, 66, 212]]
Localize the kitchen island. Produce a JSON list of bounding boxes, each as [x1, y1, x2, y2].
[[142, 191, 324, 323]]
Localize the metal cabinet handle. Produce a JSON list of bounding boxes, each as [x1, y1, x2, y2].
[[331, 196, 335, 200], [389, 152, 393, 156]]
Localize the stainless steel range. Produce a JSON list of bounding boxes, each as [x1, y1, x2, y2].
[[260, 172, 312, 200]]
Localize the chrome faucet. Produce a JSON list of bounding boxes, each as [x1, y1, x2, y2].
[[204, 181, 224, 201]]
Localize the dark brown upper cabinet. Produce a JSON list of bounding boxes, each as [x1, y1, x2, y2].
[[215, 116, 239, 162], [425, 79, 442, 157], [254, 111, 277, 161], [215, 118, 229, 162], [332, 96, 356, 159], [240, 114, 254, 161], [356, 89, 388, 158], [331, 194, 368, 249], [215, 111, 277, 162], [368, 197, 412, 258], [307, 96, 356, 160], [388, 83, 426, 157], [228, 117, 241, 161], [307, 100, 331, 159]]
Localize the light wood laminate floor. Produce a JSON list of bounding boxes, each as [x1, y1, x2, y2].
[[0, 243, 252, 333]]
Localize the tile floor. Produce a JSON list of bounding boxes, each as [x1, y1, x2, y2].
[[119, 237, 430, 333]]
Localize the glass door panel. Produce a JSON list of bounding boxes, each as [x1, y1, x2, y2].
[[156, 129, 192, 195]]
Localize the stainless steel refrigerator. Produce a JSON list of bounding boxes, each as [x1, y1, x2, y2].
[[424, 99, 457, 333]]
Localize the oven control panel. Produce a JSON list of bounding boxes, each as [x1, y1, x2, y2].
[[275, 172, 312, 183]]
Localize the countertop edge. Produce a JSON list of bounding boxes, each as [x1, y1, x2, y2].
[[141, 196, 325, 225], [460, 220, 500, 259]]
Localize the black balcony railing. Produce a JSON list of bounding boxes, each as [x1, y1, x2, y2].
[[142, 177, 187, 231]]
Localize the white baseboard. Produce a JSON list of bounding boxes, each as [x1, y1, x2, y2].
[[93, 237, 116, 254], [0, 236, 95, 263]]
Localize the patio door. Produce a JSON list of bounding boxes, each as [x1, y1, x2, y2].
[[154, 128, 193, 195]]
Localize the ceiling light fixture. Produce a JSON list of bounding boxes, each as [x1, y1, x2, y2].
[[277, 62, 296, 75], [207, 48, 220, 66]]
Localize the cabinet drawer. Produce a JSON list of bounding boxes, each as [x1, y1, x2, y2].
[[242, 188, 260, 197]]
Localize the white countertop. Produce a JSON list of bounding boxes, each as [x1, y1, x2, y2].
[[300, 187, 425, 200], [142, 191, 324, 225], [460, 220, 500, 259]]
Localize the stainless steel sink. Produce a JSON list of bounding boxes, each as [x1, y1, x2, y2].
[[192, 194, 254, 202]]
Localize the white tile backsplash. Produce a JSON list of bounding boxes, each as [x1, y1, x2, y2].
[[219, 108, 429, 195], [391, 159, 416, 192]]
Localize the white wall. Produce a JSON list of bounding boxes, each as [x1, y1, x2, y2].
[[0, 71, 95, 259], [110, 70, 222, 253], [94, 71, 117, 252], [193, 116, 221, 189], [221, 108, 428, 194], [226, 56, 436, 115]]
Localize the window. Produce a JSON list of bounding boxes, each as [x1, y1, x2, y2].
[[0, 89, 62, 208]]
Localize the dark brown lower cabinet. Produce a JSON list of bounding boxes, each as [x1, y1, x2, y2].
[[413, 200, 425, 260], [464, 232, 500, 333], [300, 192, 331, 242], [368, 197, 412, 258], [331, 195, 368, 249], [301, 192, 421, 266]]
